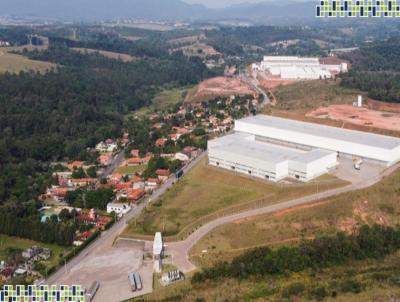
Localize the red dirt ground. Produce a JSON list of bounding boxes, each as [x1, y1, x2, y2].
[[273, 201, 328, 218], [259, 77, 297, 89], [306, 104, 400, 132], [188, 76, 257, 102]]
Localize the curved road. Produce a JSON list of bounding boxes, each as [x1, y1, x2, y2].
[[166, 162, 400, 273]]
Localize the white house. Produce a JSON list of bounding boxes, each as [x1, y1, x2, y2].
[[174, 152, 190, 162], [106, 203, 131, 215]]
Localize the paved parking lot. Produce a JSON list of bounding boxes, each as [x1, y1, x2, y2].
[[56, 237, 153, 302], [332, 157, 386, 184]]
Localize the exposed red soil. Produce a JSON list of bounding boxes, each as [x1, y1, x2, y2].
[[188, 77, 257, 102], [273, 201, 328, 218], [306, 103, 400, 132]]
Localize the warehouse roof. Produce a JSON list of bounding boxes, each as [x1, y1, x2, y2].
[[209, 133, 334, 164], [237, 115, 400, 150]]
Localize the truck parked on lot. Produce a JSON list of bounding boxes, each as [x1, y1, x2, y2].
[[175, 169, 184, 179], [128, 272, 142, 292], [354, 158, 363, 170], [86, 281, 100, 302]]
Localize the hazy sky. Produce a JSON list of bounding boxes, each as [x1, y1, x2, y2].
[[184, 0, 270, 8]]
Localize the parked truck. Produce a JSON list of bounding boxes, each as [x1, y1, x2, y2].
[[354, 158, 363, 170], [175, 169, 184, 179]]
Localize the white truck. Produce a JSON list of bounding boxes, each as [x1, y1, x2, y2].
[[354, 159, 363, 170]]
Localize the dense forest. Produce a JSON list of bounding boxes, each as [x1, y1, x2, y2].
[[192, 225, 400, 283], [0, 29, 213, 245], [340, 38, 400, 103]]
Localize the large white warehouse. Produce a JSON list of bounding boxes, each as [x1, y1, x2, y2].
[[208, 133, 338, 182], [252, 56, 348, 80], [235, 115, 400, 166]]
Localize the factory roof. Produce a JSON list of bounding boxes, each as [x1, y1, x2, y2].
[[209, 133, 334, 164], [237, 115, 400, 150]]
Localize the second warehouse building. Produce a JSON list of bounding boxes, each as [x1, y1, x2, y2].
[[208, 115, 400, 182]]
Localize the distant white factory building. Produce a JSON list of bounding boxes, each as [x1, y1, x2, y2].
[[208, 115, 400, 181], [252, 56, 348, 80]]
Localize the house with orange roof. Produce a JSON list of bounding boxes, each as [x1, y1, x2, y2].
[[172, 126, 190, 135], [66, 161, 84, 171], [129, 188, 145, 202], [98, 152, 113, 166], [168, 133, 181, 142], [156, 169, 171, 182], [69, 178, 97, 188], [126, 157, 144, 166], [155, 138, 167, 147]]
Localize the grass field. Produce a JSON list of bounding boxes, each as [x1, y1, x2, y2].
[[122, 158, 347, 240], [0, 46, 55, 74], [190, 167, 400, 267], [115, 164, 147, 175], [0, 235, 65, 272], [72, 48, 137, 62], [134, 86, 193, 116], [270, 79, 362, 113]]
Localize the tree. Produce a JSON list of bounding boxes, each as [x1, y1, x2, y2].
[[86, 166, 97, 178], [71, 168, 87, 179]]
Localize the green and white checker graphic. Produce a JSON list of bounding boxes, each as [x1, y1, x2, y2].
[[316, 0, 400, 17], [0, 285, 85, 302]]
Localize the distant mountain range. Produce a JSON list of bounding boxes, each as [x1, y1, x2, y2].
[[0, 0, 316, 24]]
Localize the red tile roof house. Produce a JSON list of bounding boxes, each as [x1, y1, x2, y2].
[[128, 188, 146, 202], [145, 178, 160, 190], [126, 157, 144, 166], [156, 169, 171, 182], [66, 161, 85, 171], [168, 133, 181, 142], [79, 230, 95, 241], [69, 178, 97, 188], [98, 152, 113, 166], [155, 138, 167, 147]]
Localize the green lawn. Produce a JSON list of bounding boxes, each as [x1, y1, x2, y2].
[[133, 86, 193, 117], [115, 164, 147, 175], [122, 158, 347, 240]]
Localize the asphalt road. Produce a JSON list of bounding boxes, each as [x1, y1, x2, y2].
[[46, 151, 206, 285], [100, 151, 126, 179]]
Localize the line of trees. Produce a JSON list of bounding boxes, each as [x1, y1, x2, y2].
[[192, 225, 400, 283]]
